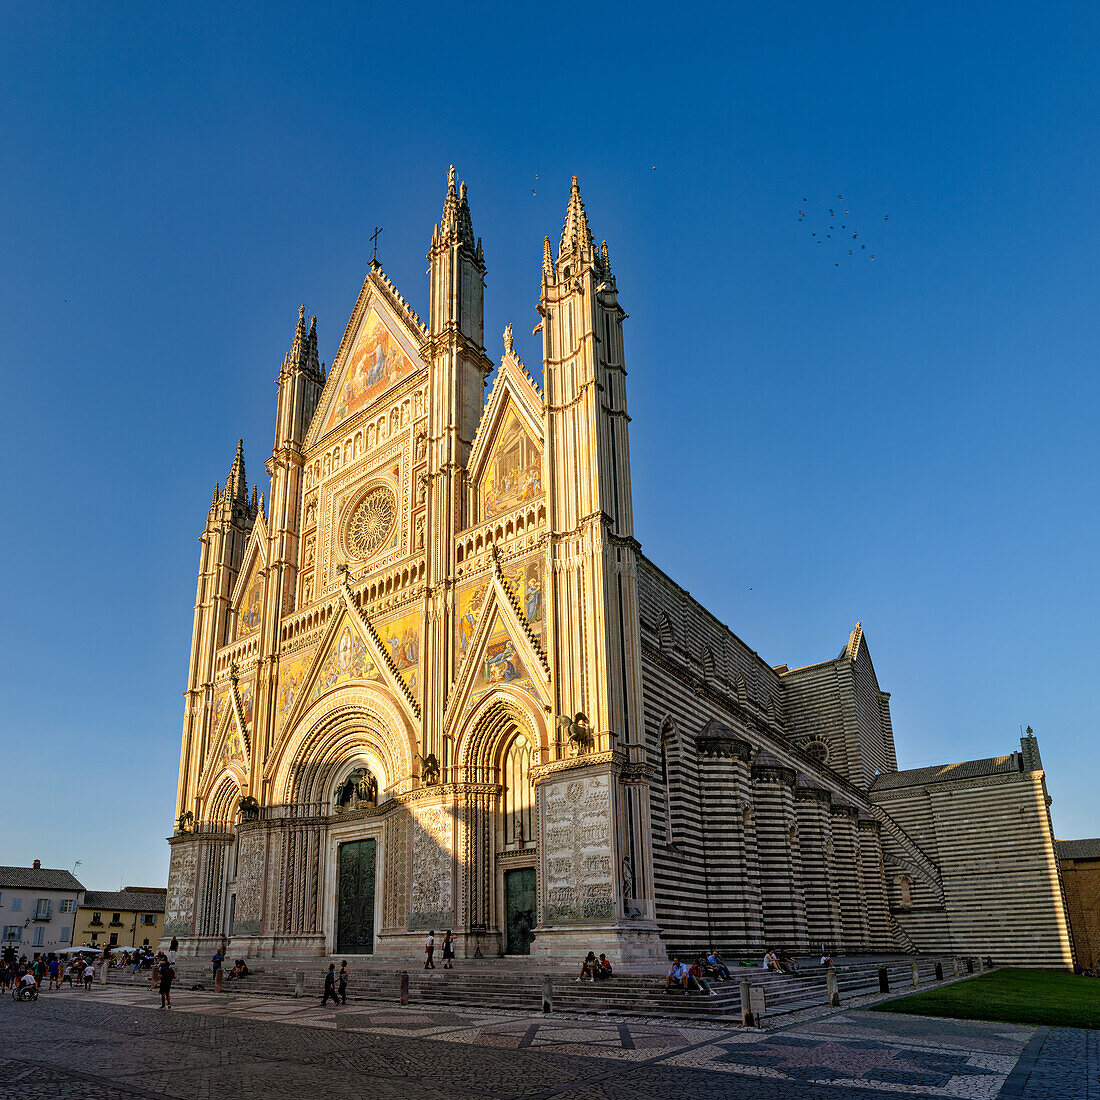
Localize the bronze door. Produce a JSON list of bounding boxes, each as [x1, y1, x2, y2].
[[336, 839, 376, 955], [504, 867, 536, 955]]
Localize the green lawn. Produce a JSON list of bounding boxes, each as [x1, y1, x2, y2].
[[872, 967, 1100, 1029]]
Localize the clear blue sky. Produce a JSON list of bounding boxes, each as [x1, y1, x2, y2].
[[1, 2, 1097, 890]]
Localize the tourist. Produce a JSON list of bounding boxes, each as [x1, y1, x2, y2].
[[212, 948, 224, 984], [338, 960, 348, 1004], [689, 957, 716, 995], [664, 957, 690, 993], [82, 961, 95, 990], [47, 955, 59, 990], [158, 959, 175, 1008], [762, 950, 780, 971], [169, 936, 178, 964], [777, 949, 799, 973], [595, 953, 613, 981], [441, 930, 455, 969], [320, 962, 341, 1006], [705, 949, 731, 980], [820, 953, 834, 968], [424, 930, 435, 969], [575, 951, 598, 982]]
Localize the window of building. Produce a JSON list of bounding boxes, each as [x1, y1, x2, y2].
[[34, 899, 52, 920], [141, 914, 156, 926], [502, 733, 534, 847], [2, 926, 20, 942], [11, 897, 21, 912], [142, 937, 150, 946], [33, 926, 44, 947], [896, 876, 913, 907], [109, 932, 118, 945], [90, 931, 99, 942], [90, 912, 102, 926], [60, 899, 74, 913], [60, 926, 70, 943], [110, 912, 122, 926]]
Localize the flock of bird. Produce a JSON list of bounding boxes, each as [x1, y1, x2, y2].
[[799, 195, 888, 265]]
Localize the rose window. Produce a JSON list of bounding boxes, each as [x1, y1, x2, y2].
[[345, 487, 397, 560]]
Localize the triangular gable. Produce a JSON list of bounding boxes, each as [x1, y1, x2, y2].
[[467, 339, 544, 510], [446, 571, 549, 730], [231, 519, 268, 640], [199, 675, 253, 795], [305, 269, 427, 449], [471, 396, 543, 524], [303, 610, 383, 708]]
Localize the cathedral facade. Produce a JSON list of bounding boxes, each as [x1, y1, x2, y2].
[[164, 171, 1074, 968]]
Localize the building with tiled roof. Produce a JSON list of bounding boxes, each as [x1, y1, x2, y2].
[[0, 860, 85, 956], [74, 887, 167, 950]]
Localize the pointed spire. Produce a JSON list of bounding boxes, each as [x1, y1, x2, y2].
[[250, 484, 258, 513], [226, 439, 247, 504], [212, 483, 220, 506], [259, 492, 266, 521], [440, 164, 460, 238], [601, 240, 611, 273], [558, 175, 594, 267], [542, 235, 554, 284], [436, 165, 477, 252]]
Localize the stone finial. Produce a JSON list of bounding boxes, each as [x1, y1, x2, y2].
[[503, 324, 514, 355]]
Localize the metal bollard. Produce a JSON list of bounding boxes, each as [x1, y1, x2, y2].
[[911, 962, 920, 988], [826, 969, 840, 1007], [739, 979, 754, 1027], [542, 974, 553, 1014], [878, 966, 889, 993], [400, 970, 409, 1005], [934, 962, 943, 981], [294, 970, 304, 998]]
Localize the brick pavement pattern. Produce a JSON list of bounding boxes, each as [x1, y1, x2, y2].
[[1, 986, 1094, 1098]]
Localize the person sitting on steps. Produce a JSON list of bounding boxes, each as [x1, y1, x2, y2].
[[594, 953, 613, 981], [705, 949, 731, 980], [575, 951, 598, 982], [689, 956, 716, 995], [664, 957, 690, 993]]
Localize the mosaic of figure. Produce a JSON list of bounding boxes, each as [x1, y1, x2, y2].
[[324, 311, 415, 433], [311, 622, 379, 702], [479, 406, 542, 519], [238, 567, 263, 637]]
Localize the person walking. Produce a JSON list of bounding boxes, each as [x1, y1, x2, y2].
[[320, 963, 341, 1006], [338, 960, 348, 1004], [158, 959, 175, 1008], [169, 936, 178, 964], [211, 948, 223, 987], [82, 961, 95, 990], [441, 930, 455, 969], [424, 930, 435, 970]]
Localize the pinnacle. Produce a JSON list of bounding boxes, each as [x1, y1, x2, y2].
[[227, 439, 247, 503], [438, 165, 476, 251], [558, 174, 594, 266]]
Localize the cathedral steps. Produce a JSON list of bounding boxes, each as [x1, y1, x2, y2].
[[114, 955, 962, 1020]]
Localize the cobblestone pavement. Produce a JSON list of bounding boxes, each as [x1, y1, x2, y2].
[[0, 985, 1093, 1098]]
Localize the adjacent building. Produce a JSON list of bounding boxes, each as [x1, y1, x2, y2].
[[0, 862, 84, 956], [74, 888, 167, 950], [1058, 839, 1100, 971], [163, 171, 1076, 968]]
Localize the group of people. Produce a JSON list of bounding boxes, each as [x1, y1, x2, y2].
[[762, 948, 802, 974], [664, 951, 733, 995], [575, 951, 614, 982], [422, 930, 456, 969], [1, 948, 99, 994]]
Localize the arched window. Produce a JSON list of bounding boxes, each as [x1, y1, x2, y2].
[[896, 875, 913, 908], [701, 647, 715, 683], [502, 734, 534, 847]]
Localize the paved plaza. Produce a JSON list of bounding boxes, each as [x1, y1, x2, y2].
[[1, 985, 1095, 1099]]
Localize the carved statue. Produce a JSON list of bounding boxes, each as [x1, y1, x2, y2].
[[176, 810, 194, 834], [621, 856, 634, 899], [416, 752, 441, 785], [503, 323, 514, 355], [237, 795, 260, 821], [334, 766, 378, 811], [556, 712, 593, 756]]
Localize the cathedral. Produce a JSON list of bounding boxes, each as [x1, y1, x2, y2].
[[165, 170, 1074, 968]]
